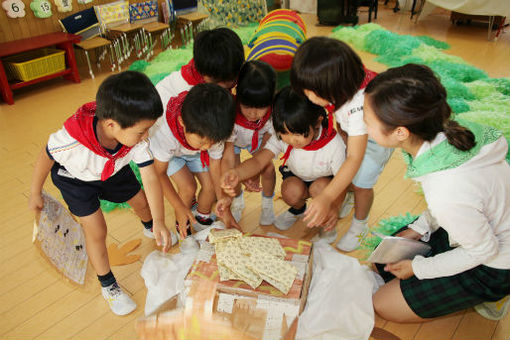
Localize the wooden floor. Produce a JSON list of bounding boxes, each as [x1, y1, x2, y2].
[[1, 3, 509, 340]]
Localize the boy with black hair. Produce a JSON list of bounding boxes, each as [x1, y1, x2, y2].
[[156, 27, 244, 107], [151, 83, 239, 235], [28, 71, 174, 316]]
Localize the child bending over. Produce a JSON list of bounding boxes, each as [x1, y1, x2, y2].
[[29, 71, 173, 316], [222, 60, 277, 226], [220, 86, 346, 236], [150, 84, 238, 236]]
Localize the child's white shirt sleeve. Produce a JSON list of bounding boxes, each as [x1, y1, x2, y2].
[[263, 134, 285, 158], [334, 90, 368, 137], [148, 119, 178, 163], [155, 71, 193, 109], [208, 142, 225, 160], [131, 139, 154, 167]]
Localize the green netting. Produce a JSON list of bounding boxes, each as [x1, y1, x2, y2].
[[99, 162, 142, 213]]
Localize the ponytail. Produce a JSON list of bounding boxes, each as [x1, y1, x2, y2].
[[443, 120, 476, 151]]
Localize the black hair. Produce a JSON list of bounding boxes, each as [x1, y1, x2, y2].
[[365, 64, 475, 151], [272, 86, 327, 137], [290, 36, 365, 108], [96, 71, 163, 128], [236, 60, 276, 108], [193, 27, 244, 82], [181, 83, 235, 143]]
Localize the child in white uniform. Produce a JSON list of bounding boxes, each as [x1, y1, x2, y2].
[[29, 71, 174, 316], [222, 60, 277, 225], [150, 84, 238, 235], [291, 37, 393, 251], [365, 64, 510, 322], [220, 86, 346, 232]]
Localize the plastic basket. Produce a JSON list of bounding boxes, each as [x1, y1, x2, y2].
[[3, 48, 66, 82]]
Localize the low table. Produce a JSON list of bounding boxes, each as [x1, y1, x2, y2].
[[0, 32, 81, 105]]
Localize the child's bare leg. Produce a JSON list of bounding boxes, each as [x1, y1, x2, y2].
[[309, 177, 345, 229], [127, 189, 151, 221], [81, 209, 137, 315], [261, 162, 276, 197], [170, 166, 197, 209], [195, 171, 215, 214], [337, 185, 372, 251], [79, 209, 110, 275], [259, 162, 276, 225], [373, 279, 425, 323], [352, 185, 374, 221], [274, 177, 308, 230]]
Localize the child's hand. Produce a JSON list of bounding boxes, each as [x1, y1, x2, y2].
[[322, 208, 339, 231], [28, 192, 44, 212], [221, 170, 240, 197], [303, 194, 332, 228], [384, 260, 414, 280], [215, 197, 232, 218], [395, 228, 423, 240], [243, 176, 261, 192], [221, 209, 242, 231], [175, 207, 196, 239], [152, 221, 172, 253]]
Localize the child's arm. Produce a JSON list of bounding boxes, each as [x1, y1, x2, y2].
[[154, 159, 196, 238], [220, 149, 275, 197], [304, 134, 368, 227], [220, 142, 236, 174], [209, 158, 241, 230], [138, 163, 171, 252], [29, 148, 55, 213]]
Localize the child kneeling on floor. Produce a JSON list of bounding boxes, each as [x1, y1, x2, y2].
[[220, 86, 347, 235], [29, 71, 173, 316]]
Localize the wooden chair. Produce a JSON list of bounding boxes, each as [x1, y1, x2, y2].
[[59, 7, 114, 79], [358, 0, 378, 22]]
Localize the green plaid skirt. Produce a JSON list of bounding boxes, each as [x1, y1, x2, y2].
[[376, 228, 510, 318]]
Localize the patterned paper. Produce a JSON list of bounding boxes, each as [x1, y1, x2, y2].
[[247, 252, 297, 294], [209, 228, 242, 244], [239, 236, 286, 259]]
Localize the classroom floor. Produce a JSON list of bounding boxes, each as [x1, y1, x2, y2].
[[0, 3, 509, 340]]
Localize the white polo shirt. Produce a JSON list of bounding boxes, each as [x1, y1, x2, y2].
[[155, 70, 193, 111], [264, 128, 346, 182], [47, 127, 153, 182], [231, 119, 274, 150], [149, 115, 224, 163], [333, 89, 367, 137]]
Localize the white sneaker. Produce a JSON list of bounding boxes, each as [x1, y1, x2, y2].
[[339, 192, 354, 218], [143, 228, 178, 246], [260, 196, 275, 226], [274, 210, 303, 230], [318, 228, 338, 244], [101, 282, 136, 316], [230, 192, 245, 223], [475, 295, 510, 320], [336, 220, 369, 252]]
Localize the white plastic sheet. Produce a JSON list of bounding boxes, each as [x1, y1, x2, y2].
[[296, 241, 375, 340]]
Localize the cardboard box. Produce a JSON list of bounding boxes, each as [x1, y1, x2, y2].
[[184, 235, 313, 340]]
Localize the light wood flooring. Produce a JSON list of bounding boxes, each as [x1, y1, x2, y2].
[[0, 3, 509, 340]]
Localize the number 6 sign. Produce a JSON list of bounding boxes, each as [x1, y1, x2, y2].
[[30, 0, 52, 18], [2, 0, 26, 18]]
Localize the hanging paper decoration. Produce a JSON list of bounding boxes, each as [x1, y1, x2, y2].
[[30, 0, 52, 17], [2, 0, 26, 18], [77, 0, 92, 4], [54, 0, 72, 12]]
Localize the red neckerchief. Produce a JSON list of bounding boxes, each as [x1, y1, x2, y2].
[[361, 67, 377, 89], [280, 125, 336, 166], [165, 92, 209, 167], [323, 66, 378, 131], [235, 104, 272, 152], [180, 59, 205, 86], [63, 102, 132, 181]]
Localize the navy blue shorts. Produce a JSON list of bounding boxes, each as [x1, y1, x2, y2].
[[51, 163, 141, 217]]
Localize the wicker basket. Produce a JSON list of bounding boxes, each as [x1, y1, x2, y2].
[[3, 48, 66, 82]]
